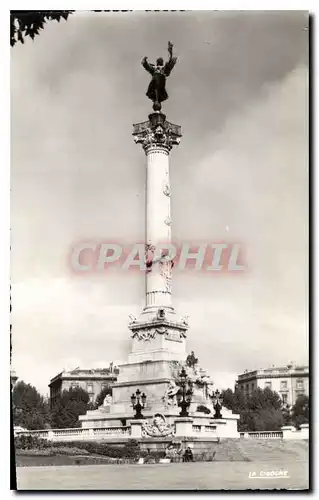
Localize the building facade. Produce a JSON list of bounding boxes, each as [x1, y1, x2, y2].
[[49, 365, 119, 407], [236, 363, 309, 406]]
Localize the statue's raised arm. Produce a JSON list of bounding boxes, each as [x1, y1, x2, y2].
[[141, 56, 155, 75], [164, 41, 177, 77]]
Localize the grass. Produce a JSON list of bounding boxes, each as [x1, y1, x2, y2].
[[16, 461, 309, 490]]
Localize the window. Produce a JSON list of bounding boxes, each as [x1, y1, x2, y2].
[[296, 379, 304, 389], [280, 381, 288, 390], [282, 393, 288, 404], [264, 381, 272, 389], [87, 383, 94, 393], [245, 384, 249, 391]]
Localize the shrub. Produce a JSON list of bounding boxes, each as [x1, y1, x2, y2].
[[50, 440, 142, 459], [16, 447, 89, 456], [14, 434, 49, 450]]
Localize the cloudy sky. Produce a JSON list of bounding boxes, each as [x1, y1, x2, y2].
[[11, 11, 309, 395]]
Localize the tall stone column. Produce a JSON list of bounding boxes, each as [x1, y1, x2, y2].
[[133, 111, 181, 313], [126, 111, 188, 364]]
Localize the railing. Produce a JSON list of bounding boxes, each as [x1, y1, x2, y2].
[[192, 425, 217, 435], [204, 425, 217, 433], [14, 426, 131, 441], [240, 431, 283, 439], [192, 425, 201, 433], [93, 427, 130, 437]]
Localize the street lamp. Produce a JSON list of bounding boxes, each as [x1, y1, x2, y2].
[[211, 389, 223, 419], [131, 388, 147, 419], [176, 367, 193, 417]]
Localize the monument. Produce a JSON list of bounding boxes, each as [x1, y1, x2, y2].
[[79, 44, 239, 441]]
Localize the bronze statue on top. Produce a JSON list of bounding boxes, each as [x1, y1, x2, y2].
[[142, 41, 177, 111]]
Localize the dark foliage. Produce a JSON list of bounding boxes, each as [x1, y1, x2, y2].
[[51, 439, 143, 459], [222, 387, 286, 432], [12, 381, 50, 430], [14, 434, 48, 450], [10, 11, 135, 47], [94, 386, 112, 409], [291, 395, 309, 429], [10, 11, 73, 47], [50, 387, 90, 429]]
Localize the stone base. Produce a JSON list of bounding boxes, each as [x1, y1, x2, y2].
[[79, 408, 240, 439]]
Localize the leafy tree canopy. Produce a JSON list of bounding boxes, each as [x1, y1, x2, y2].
[[221, 386, 286, 432], [291, 394, 309, 429], [10, 11, 134, 47], [10, 11, 73, 47], [50, 386, 90, 429], [12, 380, 50, 430]]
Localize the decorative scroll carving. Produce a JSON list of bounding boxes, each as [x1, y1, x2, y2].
[[142, 413, 175, 437]]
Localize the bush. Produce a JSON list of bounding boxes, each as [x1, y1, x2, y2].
[[50, 440, 142, 459], [16, 447, 89, 456], [14, 434, 49, 450]]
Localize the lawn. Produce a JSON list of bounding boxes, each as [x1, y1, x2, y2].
[[16, 461, 309, 490]]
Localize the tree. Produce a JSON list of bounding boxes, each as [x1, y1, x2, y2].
[[221, 386, 285, 432], [10, 11, 73, 47], [50, 387, 90, 429], [10, 11, 133, 47], [247, 387, 282, 412], [12, 381, 50, 430], [222, 388, 246, 414], [94, 386, 112, 409], [291, 395, 309, 429]]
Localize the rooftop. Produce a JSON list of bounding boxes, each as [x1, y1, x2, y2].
[[237, 363, 308, 380]]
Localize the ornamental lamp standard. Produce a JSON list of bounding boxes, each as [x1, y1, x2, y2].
[[131, 388, 147, 419], [211, 389, 223, 419], [176, 367, 193, 417]]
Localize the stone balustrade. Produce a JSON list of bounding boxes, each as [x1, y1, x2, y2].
[[240, 431, 283, 439], [192, 424, 217, 434], [14, 426, 131, 442], [14, 422, 309, 442], [240, 425, 309, 440]]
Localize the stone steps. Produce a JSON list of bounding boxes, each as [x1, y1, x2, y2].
[[193, 438, 309, 462]]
